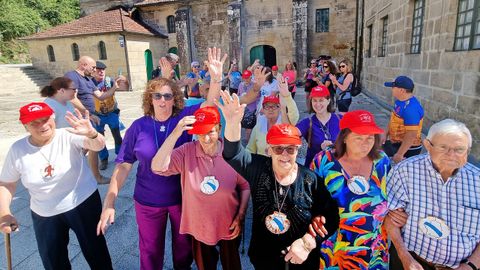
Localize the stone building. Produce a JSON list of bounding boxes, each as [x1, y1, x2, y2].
[[359, 0, 480, 161], [80, 0, 357, 75], [22, 8, 168, 90]]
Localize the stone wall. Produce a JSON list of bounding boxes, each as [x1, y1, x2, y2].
[[139, 4, 179, 51], [25, 33, 168, 91], [307, 0, 356, 64], [361, 0, 480, 160], [26, 34, 128, 80], [126, 34, 169, 90], [243, 0, 294, 69]]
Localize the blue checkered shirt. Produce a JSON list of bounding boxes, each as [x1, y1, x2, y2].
[[387, 153, 480, 267]]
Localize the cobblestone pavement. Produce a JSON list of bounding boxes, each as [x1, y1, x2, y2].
[[0, 87, 391, 270]]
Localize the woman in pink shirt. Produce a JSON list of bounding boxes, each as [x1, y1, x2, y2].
[[152, 106, 250, 270], [283, 61, 297, 99]]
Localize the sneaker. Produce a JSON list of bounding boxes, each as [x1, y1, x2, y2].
[[96, 175, 111, 185], [99, 158, 108, 170]]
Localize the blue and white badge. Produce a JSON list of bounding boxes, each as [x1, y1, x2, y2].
[[265, 211, 290, 234], [200, 176, 219, 195], [419, 216, 450, 240], [347, 175, 370, 195]]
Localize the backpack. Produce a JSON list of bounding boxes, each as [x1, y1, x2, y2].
[[349, 73, 362, 97]]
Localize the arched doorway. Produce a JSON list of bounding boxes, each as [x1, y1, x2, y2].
[[250, 45, 277, 67], [144, 49, 153, 80], [168, 47, 180, 78]]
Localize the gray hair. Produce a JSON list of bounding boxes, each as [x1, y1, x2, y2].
[[426, 119, 472, 148]]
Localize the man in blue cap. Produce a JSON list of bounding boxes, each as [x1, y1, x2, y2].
[[382, 75, 424, 163]]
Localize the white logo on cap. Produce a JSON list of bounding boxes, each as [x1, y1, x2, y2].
[[359, 113, 372, 123], [28, 105, 43, 112], [196, 113, 206, 122], [279, 126, 292, 135]]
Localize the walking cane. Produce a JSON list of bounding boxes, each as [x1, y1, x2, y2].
[[4, 232, 12, 270]]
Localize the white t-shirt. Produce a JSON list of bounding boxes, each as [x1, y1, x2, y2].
[[257, 80, 279, 114], [44, 97, 75, 128], [0, 129, 97, 217]]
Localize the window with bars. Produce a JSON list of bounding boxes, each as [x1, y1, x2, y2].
[[167, 15, 176, 33], [98, 41, 107, 60], [379, 16, 388, 57], [47, 45, 55, 62], [411, 0, 425, 54], [454, 0, 480, 50], [315, 8, 329, 32], [71, 43, 80, 61], [367, 25, 373, 57]]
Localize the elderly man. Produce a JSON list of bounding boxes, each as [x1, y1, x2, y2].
[[151, 52, 179, 80], [386, 119, 480, 270], [65, 56, 121, 184]]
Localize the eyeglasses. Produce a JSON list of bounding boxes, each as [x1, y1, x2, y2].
[[151, 93, 174, 101], [427, 140, 468, 155], [310, 62, 317, 65], [65, 87, 77, 91], [271, 146, 298, 155], [339, 65, 346, 68], [263, 104, 280, 110]]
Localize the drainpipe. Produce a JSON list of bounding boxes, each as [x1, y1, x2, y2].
[[358, 0, 365, 83], [353, 0, 359, 75], [119, 9, 132, 91]]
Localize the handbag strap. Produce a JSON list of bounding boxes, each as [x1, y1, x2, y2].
[[307, 116, 313, 148]]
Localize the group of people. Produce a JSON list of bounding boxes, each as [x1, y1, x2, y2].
[[0, 46, 478, 270]]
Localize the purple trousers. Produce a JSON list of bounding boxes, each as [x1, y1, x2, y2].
[[135, 201, 193, 270]]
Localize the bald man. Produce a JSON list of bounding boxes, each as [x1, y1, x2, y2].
[[65, 56, 121, 184]]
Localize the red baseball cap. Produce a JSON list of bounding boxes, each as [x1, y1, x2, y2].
[[262, 95, 280, 105], [242, 70, 252, 79], [188, 106, 221, 135], [19, 102, 54, 124], [272, 65, 278, 71], [339, 110, 384, 135], [266, 124, 302, 145], [310, 85, 330, 98]]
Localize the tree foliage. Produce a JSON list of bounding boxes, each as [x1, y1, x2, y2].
[[0, 0, 79, 63]]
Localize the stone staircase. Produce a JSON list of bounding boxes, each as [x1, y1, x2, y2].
[[0, 64, 52, 97]]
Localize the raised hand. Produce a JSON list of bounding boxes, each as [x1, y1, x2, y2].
[[206, 47, 228, 80], [215, 90, 245, 125], [172, 116, 196, 137], [159, 57, 174, 79], [277, 74, 290, 97], [253, 67, 271, 87], [65, 109, 97, 137]]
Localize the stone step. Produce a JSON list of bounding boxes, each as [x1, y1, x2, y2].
[[0, 65, 53, 97]]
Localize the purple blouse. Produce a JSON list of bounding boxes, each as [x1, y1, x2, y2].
[[116, 104, 201, 207], [296, 114, 342, 167]]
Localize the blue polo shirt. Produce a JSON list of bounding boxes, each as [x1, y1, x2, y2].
[[65, 70, 97, 113]]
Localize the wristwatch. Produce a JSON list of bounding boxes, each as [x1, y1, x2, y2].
[[461, 259, 478, 270]]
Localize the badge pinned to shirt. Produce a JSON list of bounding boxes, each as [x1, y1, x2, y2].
[[200, 176, 219, 195], [347, 175, 370, 195], [418, 216, 450, 240]]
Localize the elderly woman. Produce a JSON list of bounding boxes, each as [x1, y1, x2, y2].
[[0, 102, 112, 269], [306, 110, 391, 269], [304, 59, 319, 111], [217, 90, 339, 270], [247, 77, 299, 156], [151, 106, 250, 270], [330, 59, 354, 113], [97, 48, 226, 270], [41, 77, 77, 128], [296, 85, 341, 167]]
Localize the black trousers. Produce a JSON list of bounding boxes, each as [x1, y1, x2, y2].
[[383, 140, 422, 158], [31, 190, 112, 270], [192, 237, 241, 270]]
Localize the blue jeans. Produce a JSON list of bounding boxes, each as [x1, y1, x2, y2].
[[31, 190, 112, 270], [94, 111, 123, 160]]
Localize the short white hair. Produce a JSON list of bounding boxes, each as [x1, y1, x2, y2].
[[426, 119, 472, 148]]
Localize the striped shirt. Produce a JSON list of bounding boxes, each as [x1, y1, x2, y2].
[[387, 153, 480, 268]]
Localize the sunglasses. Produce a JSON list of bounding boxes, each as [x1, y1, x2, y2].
[[271, 146, 298, 155], [263, 104, 280, 110], [151, 93, 174, 101], [323, 66, 329, 68], [65, 87, 77, 91], [193, 65, 200, 68], [339, 65, 346, 68]]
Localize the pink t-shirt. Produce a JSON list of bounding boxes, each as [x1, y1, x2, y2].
[[161, 140, 250, 245], [283, 70, 297, 92]]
